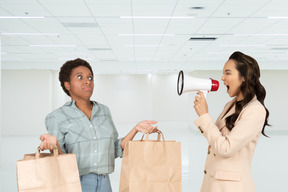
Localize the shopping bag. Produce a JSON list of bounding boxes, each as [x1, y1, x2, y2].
[[16, 146, 82, 192], [119, 131, 182, 192]]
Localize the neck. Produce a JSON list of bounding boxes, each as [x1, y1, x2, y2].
[[73, 99, 92, 111], [236, 93, 244, 101]]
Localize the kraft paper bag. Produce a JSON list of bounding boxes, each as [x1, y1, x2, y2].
[[119, 132, 182, 192], [16, 147, 82, 192]]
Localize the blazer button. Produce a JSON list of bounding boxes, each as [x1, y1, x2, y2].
[[198, 126, 204, 133], [204, 170, 207, 174]]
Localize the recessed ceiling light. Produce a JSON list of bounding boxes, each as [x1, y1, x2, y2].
[[268, 16, 288, 19], [2, 33, 59, 36], [0, 16, 44, 19], [30, 45, 76, 47], [120, 16, 194, 19], [59, 58, 94, 61], [234, 33, 288, 36], [119, 34, 174, 36], [62, 22, 99, 28], [2, 58, 23, 60], [220, 44, 266, 47], [129, 58, 160, 61], [126, 45, 162, 47]]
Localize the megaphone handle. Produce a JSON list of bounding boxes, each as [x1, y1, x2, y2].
[[200, 90, 208, 98]]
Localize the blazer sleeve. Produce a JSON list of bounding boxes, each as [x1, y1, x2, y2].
[[194, 103, 266, 157]]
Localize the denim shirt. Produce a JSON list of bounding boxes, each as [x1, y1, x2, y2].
[[45, 100, 123, 176]]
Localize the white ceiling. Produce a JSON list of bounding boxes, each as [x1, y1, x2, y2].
[[0, 0, 288, 74]]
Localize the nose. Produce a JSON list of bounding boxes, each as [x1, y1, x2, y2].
[[84, 78, 91, 84], [221, 75, 225, 81]]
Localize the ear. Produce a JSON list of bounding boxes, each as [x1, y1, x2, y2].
[[64, 81, 71, 91]]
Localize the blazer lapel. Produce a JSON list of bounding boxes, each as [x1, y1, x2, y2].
[[216, 98, 236, 130]]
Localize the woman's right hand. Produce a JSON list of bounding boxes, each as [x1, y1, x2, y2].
[[39, 134, 57, 151]]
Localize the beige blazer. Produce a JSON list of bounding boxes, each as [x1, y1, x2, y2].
[[194, 96, 266, 192]]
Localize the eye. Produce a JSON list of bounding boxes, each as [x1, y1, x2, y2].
[[88, 76, 93, 81], [77, 75, 83, 79]]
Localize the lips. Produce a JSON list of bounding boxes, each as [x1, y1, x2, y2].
[[83, 87, 92, 91]]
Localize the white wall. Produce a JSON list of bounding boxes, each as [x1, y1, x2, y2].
[[0, 37, 2, 166], [1, 69, 288, 192], [1, 69, 287, 135], [1, 70, 52, 136]]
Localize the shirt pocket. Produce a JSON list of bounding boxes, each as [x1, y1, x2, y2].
[[214, 170, 241, 182]]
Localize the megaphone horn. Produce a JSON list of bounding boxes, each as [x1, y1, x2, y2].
[[177, 70, 219, 96]]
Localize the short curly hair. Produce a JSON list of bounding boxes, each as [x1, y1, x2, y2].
[[59, 58, 94, 96]]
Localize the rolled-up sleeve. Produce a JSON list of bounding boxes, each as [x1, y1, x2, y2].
[[105, 106, 123, 158], [45, 113, 67, 153]]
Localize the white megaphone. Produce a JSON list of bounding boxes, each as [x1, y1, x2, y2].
[[177, 70, 219, 96]]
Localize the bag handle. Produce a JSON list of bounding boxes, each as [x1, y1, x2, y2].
[[36, 145, 58, 158], [141, 131, 165, 142]]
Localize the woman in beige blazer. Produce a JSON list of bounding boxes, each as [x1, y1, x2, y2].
[[193, 51, 270, 192]]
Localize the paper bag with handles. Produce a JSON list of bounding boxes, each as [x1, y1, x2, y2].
[[119, 131, 182, 192], [16, 146, 82, 192]]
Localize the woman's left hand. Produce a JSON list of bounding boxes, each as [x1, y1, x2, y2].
[[134, 120, 158, 134], [194, 91, 209, 117]]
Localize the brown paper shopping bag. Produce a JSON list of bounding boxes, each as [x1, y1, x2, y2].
[[16, 146, 82, 192], [119, 132, 182, 192]]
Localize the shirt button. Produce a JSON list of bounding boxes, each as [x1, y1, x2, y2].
[[93, 137, 96, 139], [90, 125, 93, 128], [94, 163, 97, 166], [94, 150, 97, 153]]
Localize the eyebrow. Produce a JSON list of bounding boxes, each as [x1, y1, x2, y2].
[[74, 72, 93, 76], [224, 69, 232, 72]]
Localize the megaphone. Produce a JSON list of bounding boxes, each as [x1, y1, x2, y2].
[[177, 70, 219, 96]]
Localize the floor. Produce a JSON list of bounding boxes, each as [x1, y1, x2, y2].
[[1, 125, 287, 192]]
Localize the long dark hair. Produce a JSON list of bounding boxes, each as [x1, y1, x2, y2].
[[225, 51, 270, 136]]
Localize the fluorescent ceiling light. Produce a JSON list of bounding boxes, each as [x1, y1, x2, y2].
[[2, 32, 59, 36], [234, 33, 288, 36], [2, 58, 23, 60], [59, 58, 94, 61], [0, 16, 44, 19], [129, 58, 160, 60], [119, 34, 174, 36], [30, 45, 76, 47], [268, 16, 288, 19], [126, 45, 162, 47], [120, 16, 194, 19], [220, 44, 266, 47]]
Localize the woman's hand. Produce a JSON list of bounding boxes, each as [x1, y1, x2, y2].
[[193, 91, 208, 117], [134, 120, 158, 134], [39, 134, 58, 151]]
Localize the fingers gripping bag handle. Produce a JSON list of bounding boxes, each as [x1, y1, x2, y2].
[[140, 131, 165, 142], [35, 145, 58, 159]]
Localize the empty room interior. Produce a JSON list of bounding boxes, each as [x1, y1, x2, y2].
[[1, 0, 288, 192]]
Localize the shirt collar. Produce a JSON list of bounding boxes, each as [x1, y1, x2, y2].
[[64, 100, 99, 112]]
